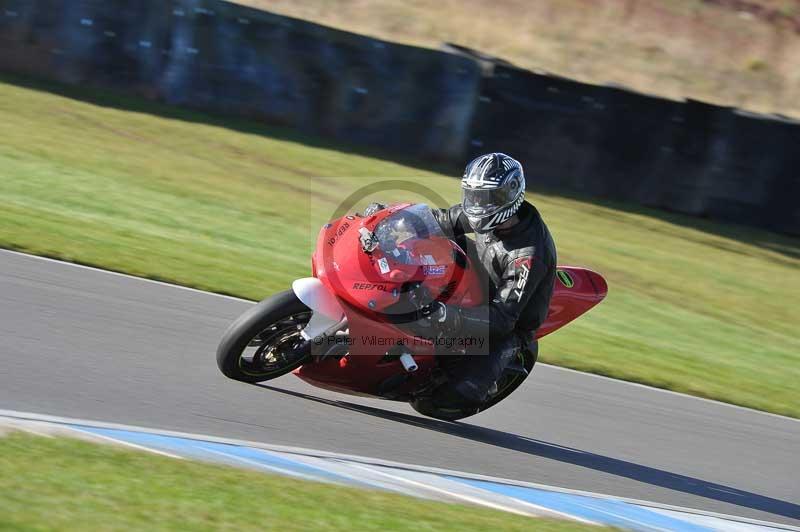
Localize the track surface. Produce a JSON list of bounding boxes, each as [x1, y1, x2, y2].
[[1, 249, 798, 525]]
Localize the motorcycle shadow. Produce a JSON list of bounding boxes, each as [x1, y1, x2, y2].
[[255, 383, 800, 523]]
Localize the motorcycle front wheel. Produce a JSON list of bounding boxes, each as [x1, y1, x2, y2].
[[216, 290, 312, 383]]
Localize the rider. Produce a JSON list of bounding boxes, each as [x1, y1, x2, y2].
[[428, 153, 557, 407]]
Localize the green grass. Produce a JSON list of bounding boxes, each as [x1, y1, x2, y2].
[[0, 75, 798, 417], [0, 432, 596, 531]]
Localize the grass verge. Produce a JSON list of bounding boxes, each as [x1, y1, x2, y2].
[[0, 75, 798, 417], [0, 432, 597, 531]]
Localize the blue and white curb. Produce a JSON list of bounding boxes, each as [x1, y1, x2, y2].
[[1, 410, 796, 532]]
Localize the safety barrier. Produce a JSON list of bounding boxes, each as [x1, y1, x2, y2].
[[462, 55, 800, 235], [0, 0, 480, 161]]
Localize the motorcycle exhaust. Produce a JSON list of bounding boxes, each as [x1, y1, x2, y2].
[[399, 352, 418, 373]]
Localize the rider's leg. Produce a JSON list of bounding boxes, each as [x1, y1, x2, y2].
[[448, 334, 523, 405]]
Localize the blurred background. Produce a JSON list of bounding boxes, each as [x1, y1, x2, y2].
[[3, 0, 799, 232]]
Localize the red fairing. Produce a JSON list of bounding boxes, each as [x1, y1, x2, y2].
[[297, 204, 606, 397], [311, 205, 483, 316], [536, 266, 607, 339]]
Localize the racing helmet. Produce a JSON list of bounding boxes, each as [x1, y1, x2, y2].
[[461, 153, 525, 233]]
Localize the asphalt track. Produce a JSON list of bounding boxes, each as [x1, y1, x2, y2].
[[1, 249, 798, 525]]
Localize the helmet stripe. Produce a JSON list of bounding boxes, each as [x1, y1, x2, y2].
[[462, 153, 526, 231]]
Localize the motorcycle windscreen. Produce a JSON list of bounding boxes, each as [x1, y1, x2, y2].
[[371, 204, 446, 265]]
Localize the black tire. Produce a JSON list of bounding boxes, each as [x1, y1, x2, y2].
[[216, 290, 312, 383], [409, 345, 537, 421], [478, 343, 537, 413], [409, 398, 480, 422]]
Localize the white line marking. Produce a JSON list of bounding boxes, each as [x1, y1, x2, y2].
[[66, 426, 184, 459], [2, 248, 797, 423], [1, 410, 797, 531], [199, 448, 320, 481], [345, 462, 540, 519], [576, 500, 671, 532], [451, 478, 601, 525], [289, 456, 419, 494], [201, 448, 398, 491], [500, 497, 600, 526]]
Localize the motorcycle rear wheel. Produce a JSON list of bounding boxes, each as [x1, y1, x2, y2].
[[409, 345, 537, 421], [216, 290, 312, 383]]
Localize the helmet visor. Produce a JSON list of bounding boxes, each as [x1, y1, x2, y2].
[[462, 186, 515, 217]]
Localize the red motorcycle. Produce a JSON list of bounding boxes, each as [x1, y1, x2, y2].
[[217, 203, 606, 420]]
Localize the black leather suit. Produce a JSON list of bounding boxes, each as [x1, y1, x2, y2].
[[433, 200, 557, 403]]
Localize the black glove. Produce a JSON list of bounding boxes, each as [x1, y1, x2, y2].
[[419, 301, 461, 332]]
